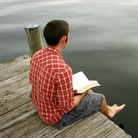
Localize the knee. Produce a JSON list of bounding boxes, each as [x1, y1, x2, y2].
[[87, 89, 94, 94], [102, 94, 105, 101]]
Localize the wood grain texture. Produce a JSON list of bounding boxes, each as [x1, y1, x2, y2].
[[0, 55, 132, 138]]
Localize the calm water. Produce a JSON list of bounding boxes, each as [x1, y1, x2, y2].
[[0, 0, 138, 137]]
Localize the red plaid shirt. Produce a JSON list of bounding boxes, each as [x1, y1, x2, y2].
[[30, 46, 74, 125]]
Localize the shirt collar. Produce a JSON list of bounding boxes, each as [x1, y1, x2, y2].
[[46, 46, 64, 60]]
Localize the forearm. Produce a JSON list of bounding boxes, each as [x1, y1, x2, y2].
[[73, 92, 86, 107], [73, 89, 94, 107]]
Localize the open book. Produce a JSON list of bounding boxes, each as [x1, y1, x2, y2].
[[73, 71, 100, 94]]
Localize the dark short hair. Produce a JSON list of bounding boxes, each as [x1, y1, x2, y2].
[[43, 20, 69, 47]]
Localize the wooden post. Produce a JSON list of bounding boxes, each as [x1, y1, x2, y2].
[[24, 23, 43, 56]]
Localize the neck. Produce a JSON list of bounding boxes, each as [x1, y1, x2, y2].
[[47, 45, 62, 53], [55, 46, 62, 53]]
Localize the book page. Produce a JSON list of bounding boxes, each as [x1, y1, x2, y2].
[[73, 71, 100, 93], [73, 71, 89, 90]]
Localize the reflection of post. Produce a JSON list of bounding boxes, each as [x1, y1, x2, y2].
[[24, 23, 43, 56]]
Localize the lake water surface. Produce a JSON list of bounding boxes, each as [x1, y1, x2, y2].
[[0, 0, 138, 137]]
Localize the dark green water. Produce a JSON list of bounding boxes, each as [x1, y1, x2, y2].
[[0, 0, 138, 137]]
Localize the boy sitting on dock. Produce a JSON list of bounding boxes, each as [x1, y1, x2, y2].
[[29, 19, 125, 129]]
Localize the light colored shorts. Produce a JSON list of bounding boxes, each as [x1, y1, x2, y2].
[[54, 93, 104, 129]]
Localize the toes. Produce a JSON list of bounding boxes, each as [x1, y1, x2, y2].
[[113, 104, 118, 107]]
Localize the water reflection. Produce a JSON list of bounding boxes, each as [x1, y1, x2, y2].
[[0, 0, 138, 137]]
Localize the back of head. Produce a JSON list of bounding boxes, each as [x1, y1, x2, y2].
[[43, 20, 69, 47]]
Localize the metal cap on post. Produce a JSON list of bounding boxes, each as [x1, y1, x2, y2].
[[24, 23, 43, 56]]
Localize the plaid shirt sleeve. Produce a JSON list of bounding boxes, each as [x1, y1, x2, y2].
[[56, 68, 74, 113]]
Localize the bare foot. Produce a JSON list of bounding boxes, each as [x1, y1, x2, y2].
[[113, 104, 118, 107], [107, 104, 126, 118]]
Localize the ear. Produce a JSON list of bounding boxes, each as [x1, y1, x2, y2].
[[60, 36, 66, 43]]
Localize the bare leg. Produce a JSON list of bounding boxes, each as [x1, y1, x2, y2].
[[87, 89, 125, 118], [101, 96, 125, 118]]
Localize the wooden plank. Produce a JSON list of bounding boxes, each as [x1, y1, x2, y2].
[[105, 128, 132, 138], [53, 113, 131, 138], [0, 58, 30, 82], [0, 99, 51, 138], [0, 71, 30, 96], [27, 112, 104, 138], [0, 90, 31, 115], [0, 59, 30, 82], [0, 84, 31, 106], [5, 115, 46, 138], [0, 109, 37, 138], [74, 121, 113, 138], [86, 121, 117, 138], [0, 55, 30, 70], [26, 112, 132, 138], [0, 109, 132, 138], [0, 101, 34, 127], [54, 113, 108, 138], [0, 55, 132, 138]]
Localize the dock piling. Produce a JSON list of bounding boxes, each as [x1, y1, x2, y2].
[[24, 23, 43, 56]]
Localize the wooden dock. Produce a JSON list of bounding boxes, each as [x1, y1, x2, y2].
[[0, 55, 132, 138]]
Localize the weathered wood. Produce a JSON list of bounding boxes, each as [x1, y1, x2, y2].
[[0, 71, 30, 95], [0, 93, 30, 116], [24, 23, 43, 56], [0, 55, 132, 138], [0, 57, 30, 82], [0, 55, 30, 70], [0, 77, 30, 116], [0, 101, 34, 126], [0, 109, 37, 138]]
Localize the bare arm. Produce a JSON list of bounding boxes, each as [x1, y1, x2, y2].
[[73, 89, 94, 107], [73, 91, 87, 107]]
